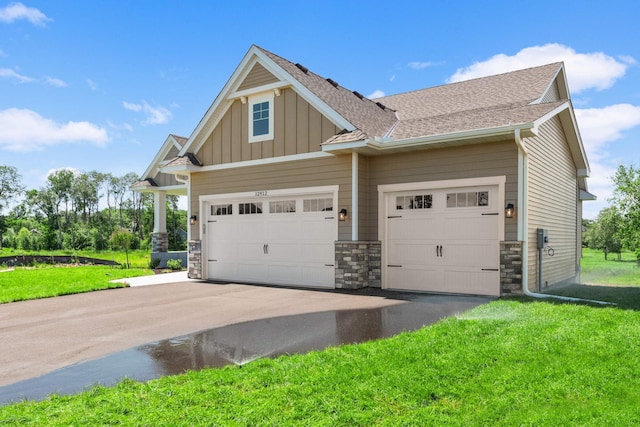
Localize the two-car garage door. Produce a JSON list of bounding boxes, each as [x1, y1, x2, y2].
[[382, 182, 502, 296], [204, 188, 337, 288]]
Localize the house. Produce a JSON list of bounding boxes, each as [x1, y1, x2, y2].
[[134, 45, 593, 296]]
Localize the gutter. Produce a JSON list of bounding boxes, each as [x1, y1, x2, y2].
[[513, 129, 614, 307]]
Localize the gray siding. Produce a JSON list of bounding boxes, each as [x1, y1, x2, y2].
[[541, 79, 562, 103], [154, 171, 179, 187], [361, 140, 519, 241], [189, 155, 353, 241], [526, 116, 578, 290], [195, 88, 340, 166], [237, 63, 279, 91]]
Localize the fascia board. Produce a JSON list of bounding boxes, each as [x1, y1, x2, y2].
[[159, 164, 202, 174]]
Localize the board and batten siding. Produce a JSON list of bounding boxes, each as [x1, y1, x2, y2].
[[361, 140, 519, 242], [195, 88, 340, 166], [189, 155, 353, 241], [541, 79, 562, 103], [153, 171, 179, 187], [526, 115, 578, 290], [237, 63, 279, 92]]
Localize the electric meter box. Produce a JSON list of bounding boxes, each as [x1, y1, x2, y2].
[[537, 228, 548, 249]]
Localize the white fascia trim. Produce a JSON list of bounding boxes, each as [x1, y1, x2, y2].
[[142, 134, 180, 179], [229, 81, 289, 99], [323, 123, 536, 154], [159, 165, 202, 174], [132, 184, 187, 193], [197, 151, 333, 173], [200, 184, 339, 203]]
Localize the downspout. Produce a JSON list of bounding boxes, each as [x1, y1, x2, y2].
[[352, 152, 359, 241], [514, 129, 612, 306]]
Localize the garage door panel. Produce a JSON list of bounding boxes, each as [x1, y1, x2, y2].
[[388, 217, 438, 240], [300, 243, 334, 263], [301, 266, 335, 288], [439, 241, 498, 267], [442, 216, 498, 240], [388, 241, 438, 265], [442, 270, 500, 296], [301, 218, 335, 240], [387, 267, 442, 292]]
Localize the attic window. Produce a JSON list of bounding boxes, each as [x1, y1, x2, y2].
[[249, 92, 274, 143]]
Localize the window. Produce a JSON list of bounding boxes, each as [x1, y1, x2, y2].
[[304, 198, 333, 212], [446, 191, 489, 208], [270, 200, 296, 213], [239, 202, 263, 215], [211, 204, 232, 216], [249, 92, 274, 143], [396, 194, 433, 210]]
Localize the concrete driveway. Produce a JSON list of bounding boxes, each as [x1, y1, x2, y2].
[[0, 280, 490, 388]]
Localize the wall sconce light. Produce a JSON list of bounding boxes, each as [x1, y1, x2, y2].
[[339, 208, 348, 222], [190, 215, 197, 225], [505, 203, 515, 219]]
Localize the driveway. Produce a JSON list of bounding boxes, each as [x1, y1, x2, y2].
[[0, 280, 491, 388]]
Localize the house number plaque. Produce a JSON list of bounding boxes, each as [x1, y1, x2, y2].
[[255, 191, 268, 197]]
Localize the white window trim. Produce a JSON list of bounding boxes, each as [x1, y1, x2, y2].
[[249, 92, 274, 143]]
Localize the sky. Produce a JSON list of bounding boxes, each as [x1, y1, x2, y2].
[[1, 0, 639, 219]]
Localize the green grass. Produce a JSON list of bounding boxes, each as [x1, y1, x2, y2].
[[580, 248, 640, 286], [0, 265, 153, 304], [1, 299, 639, 425], [0, 248, 156, 269]]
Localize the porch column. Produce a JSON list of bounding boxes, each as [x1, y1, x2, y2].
[[152, 190, 168, 252]]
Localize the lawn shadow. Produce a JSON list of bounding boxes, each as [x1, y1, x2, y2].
[[505, 283, 640, 311]]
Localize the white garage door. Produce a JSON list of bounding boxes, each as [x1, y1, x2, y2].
[[384, 185, 500, 296], [205, 192, 336, 288]]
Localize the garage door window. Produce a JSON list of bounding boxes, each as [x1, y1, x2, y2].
[[239, 202, 263, 215], [304, 198, 333, 212], [211, 204, 233, 216], [270, 200, 296, 213], [446, 191, 489, 208], [396, 194, 433, 210]]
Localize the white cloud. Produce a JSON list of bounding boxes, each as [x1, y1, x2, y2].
[[408, 61, 435, 70], [367, 90, 385, 99], [448, 44, 632, 94], [86, 78, 98, 91], [0, 67, 34, 83], [0, 108, 108, 152], [575, 104, 640, 161], [123, 100, 172, 125], [44, 76, 67, 87], [0, 2, 51, 26], [45, 167, 81, 179]]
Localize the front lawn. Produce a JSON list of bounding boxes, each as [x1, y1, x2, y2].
[[580, 247, 640, 286], [1, 298, 639, 425], [0, 265, 152, 304]]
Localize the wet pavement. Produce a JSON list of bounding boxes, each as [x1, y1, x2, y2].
[[0, 293, 490, 405]]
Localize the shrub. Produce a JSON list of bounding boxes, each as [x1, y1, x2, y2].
[[166, 259, 182, 271], [149, 257, 161, 269]]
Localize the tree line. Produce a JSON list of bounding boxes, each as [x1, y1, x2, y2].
[[0, 165, 186, 252], [583, 164, 640, 260]]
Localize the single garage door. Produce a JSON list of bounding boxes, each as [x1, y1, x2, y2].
[[384, 185, 500, 296], [205, 192, 336, 288]]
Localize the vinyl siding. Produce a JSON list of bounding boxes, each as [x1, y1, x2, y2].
[[195, 88, 340, 166], [165, 146, 179, 160], [237, 63, 279, 91], [363, 140, 519, 241], [154, 171, 179, 187], [541, 79, 561, 103], [526, 116, 578, 290], [189, 155, 353, 241]]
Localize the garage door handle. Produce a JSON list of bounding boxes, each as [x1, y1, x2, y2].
[[263, 244, 267, 254], [436, 245, 443, 257]]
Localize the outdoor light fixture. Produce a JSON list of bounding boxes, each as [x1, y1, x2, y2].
[[190, 215, 197, 225], [505, 203, 515, 219], [339, 208, 348, 221]]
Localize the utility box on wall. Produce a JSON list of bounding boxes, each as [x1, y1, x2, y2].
[[537, 228, 548, 250]]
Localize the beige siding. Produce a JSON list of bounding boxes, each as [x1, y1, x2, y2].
[[526, 116, 578, 290], [195, 88, 340, 166], [164, 146, 179, 161], [189, 155, 353, 241], [363, 140, 519, 241], [237, 63, 279, 91]]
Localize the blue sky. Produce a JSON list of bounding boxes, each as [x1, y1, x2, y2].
[[1, 0, 639, 219]]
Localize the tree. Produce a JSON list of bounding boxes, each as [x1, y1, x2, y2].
[[588, 207, 623, 260], [109, 229, 136, 268], [612, 164, 640, 256], [0, 165, 24, 249]]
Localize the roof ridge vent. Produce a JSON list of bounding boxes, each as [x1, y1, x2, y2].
[[295, 63, 309, 74], [326, 78, 339, 88], [375, 102, 386, 110], [353, 91, 364, 100]]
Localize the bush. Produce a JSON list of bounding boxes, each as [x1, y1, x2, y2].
[[166, 259, 182, 271], [149, 257, 161, 269]]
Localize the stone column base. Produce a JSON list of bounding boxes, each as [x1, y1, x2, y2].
[[152, 232, 168, 253], [335, 241, 381, 289], [501, 241, 523, 294], [188, 240, 202, 279]]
